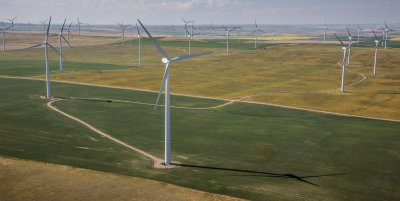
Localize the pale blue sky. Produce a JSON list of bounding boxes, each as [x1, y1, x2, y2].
[[0, 0, 399, 25]]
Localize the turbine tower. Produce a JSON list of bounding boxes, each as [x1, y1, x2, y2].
[[324, 20, 328, 44], [346, 27, 352, 65], [136, 23, 142, 67], [40, 20, 48, 33], [24, 17, 61, 99], [335, 34, 350, 93], [59, 19, 71, 72], [372, 29, 381, 75], [253, 21, 265, 48], [7, 17, 16, 33], [181, 17, 193, 39], [137, 19, 212, 166], [1, 23, 11, 55], [118, 21, 130, 46], [77, 18, 83, 36], [223, 26, 237, 54], [87, 23, 92, 36], [357, 25, 362, 43]]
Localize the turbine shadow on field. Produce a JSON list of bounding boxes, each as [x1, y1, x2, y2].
[[171, 163, 343, 186]]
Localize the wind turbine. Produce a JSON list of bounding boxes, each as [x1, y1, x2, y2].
[[87, 23, 92, 36], [185, 28, 192, 59], [383, 21, 393, 50], [1, 23, 11, 55], [237, 26, 242, 42], [136, 23, 142, 67], [66, 22, 73, 49], [346, 27, 352, 65], [181, 17, 193, 39], [118, 21, 130, 46], [253, 21, 265, 48], [23, 17, 60, 99], [372, 29, 381, 75], [59, 19, 72, 72], [137, 19, 212, 166], [223, 26, 237, 54], [77, 18, 83, 36], [7, 17, 16, 33], [323, 20, 328, 44], [40, 20, 48, 33], [335, 34, 350, 93], [357, 25, 362, 43]]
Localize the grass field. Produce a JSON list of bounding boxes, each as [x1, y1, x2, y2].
[[1, 33, 400, 200], [238, 36, 314, 40], [1, 77, 400, 200], [3, 36, 399, 119]]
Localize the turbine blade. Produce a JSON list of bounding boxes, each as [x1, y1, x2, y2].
[[23, 43, 44, 50], [371, 29, 378, 40], [136, 23, 141, 36], [61, 18, 66, 32], [137, 19, 170, 60], [48, 43, 61, 55], [346, 27, 351, 37], [62, 35, 71, 47], [154, 64, 170, 110], [171, 52, 213, 62], [46, 17, 52, 41], [334, 34, 345, 46]]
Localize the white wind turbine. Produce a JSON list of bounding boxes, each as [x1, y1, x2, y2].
[[357, 25, 362, 43], [1, 23, 11, 55], [40, 20, 48, 33], [87, 23, 92, 36], [346, 27, 352, 65], [223, 26, 237, 54], [253, 21, 265, 48], [137, 19, 212, 166], [185, 27, 192, 59], [59, 19, 72, 72], [77, 18, 83, 36], [372, 29, 381, 75], [24, 17, 61, 99], [335, 34, 350, 92], [7, 17, 16, 33], [181, 17, 193, 39], [136, 23, 142, 67], [383, 21, 393, 50], [323, 20, 328, 44], [118, 21, 130, 46]]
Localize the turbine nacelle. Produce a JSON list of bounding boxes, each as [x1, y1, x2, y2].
[[162, 58, 169, 64]]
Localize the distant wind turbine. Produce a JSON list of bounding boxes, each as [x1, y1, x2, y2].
[[383, 21, 393, 50], [24, 17, 61, 99], [7, 17, 16, 33], [335, 34, 350, 93], [323, 20, 328, 44], [253, 21, 265, 48], [1, 23, 11, 55], [357, 25, 362, 43], [346, 27, 352, 65], [77, 18, 83, 36], [118, 21, 130, 46], [87, 23, 92, 36], [137, 19, 212, 166], [181, 17, 193, 39], [223, 26, 237, 54], [59, 19, 71, 72], [371, 29, 381, 75], [40, 20, 48, 33]]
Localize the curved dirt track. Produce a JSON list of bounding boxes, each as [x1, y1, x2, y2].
[[46, 98, 177, 169]]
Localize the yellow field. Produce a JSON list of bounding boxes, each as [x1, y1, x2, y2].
[[389, 37, 400, 41], [237, 36, 314, 40]]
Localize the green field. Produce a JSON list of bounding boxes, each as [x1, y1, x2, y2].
[[1, 34, 400, 200], [1, 77, 400, 200]]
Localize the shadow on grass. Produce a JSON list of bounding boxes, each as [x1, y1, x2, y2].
[[171, 163, 343, 186]]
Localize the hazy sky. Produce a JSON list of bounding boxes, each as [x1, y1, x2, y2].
[[1, 0, 399, 25]]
